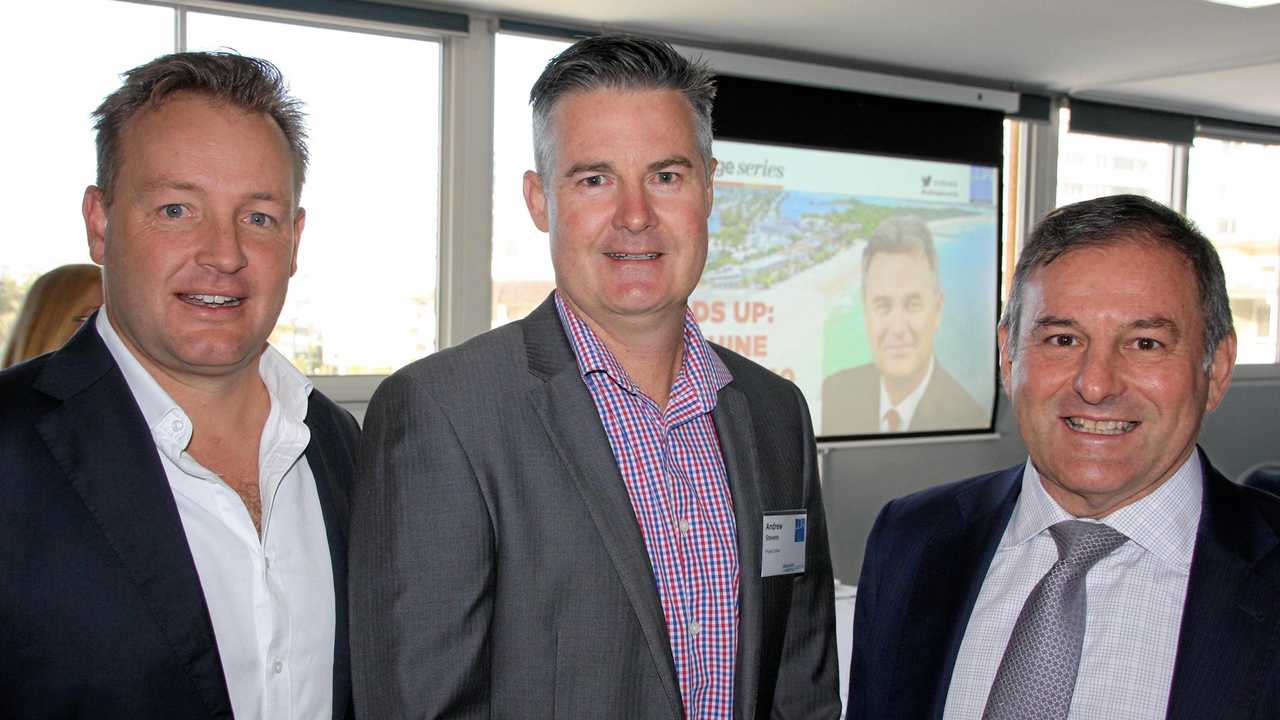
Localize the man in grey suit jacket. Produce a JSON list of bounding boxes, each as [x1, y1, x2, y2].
[[350, 35, 840, 719]]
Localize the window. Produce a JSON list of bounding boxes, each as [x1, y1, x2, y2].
[[0, 1, 443, 376], [0, 0, 173, 354], [1055, 108, 1176, 208], [187, 12, 442, 374], [1186, 137, 1280, 364], [490, 32, 569, 328]]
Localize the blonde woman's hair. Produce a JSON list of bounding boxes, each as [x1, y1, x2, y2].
[[2, 264, 102, 368]]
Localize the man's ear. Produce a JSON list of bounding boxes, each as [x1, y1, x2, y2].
[[998, 324, 1014, 395], [290, 207, 306, 276], [84, 185, 108, 265], [1204, 330, 1236, 412], [704, 158, 717, 216], [523, 170, 550, 232]]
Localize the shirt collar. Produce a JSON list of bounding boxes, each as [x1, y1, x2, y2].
[[878, 355, 935, 430], [553, 290, 732, 408], [95, 308, 314, 464], [1005, 451, 1203, 570]]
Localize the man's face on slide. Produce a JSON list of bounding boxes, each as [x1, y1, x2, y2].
[[863, 249, 943, 391]]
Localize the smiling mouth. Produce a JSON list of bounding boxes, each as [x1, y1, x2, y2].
[[604, 252, 661, 260], [179, 293, 243, 308], [1064, 417, 1138, 435]]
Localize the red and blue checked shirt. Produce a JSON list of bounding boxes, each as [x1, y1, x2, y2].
[[555, 292, 740, 719]]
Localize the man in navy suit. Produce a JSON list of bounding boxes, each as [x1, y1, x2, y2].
[[0, 53, 357, 719], [850, 194, 1280, 719]]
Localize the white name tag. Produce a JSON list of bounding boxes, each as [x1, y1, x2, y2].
[[761, 510, 807, 577]]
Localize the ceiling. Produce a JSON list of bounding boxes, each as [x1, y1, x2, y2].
[[435, 0, 1280, 127]]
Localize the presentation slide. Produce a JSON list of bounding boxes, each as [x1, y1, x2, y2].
[[691, 139, 999, 439]]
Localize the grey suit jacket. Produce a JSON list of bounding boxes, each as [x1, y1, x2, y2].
[[820, 360, 987, 437], [350, 294, 840, 719]]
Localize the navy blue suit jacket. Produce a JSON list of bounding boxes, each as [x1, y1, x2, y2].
[[849, 452, 1280, 720], [0, 316, 359, 719]]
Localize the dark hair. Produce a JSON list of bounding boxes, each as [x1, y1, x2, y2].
[[861, 216, 940, 291], [1001, 194, 1232, 367], [529, 34, 716, 176], [92, 51, 308, 206]]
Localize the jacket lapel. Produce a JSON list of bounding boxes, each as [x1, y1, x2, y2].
[[1166, 454, 1280, 720], [304, 402, 354, 720], [712, 384, 765, 720], [32, 321, 232, 719], [892, 467, 1021, 720], [520, 296, 683, 719]]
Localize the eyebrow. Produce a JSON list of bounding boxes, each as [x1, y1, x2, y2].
[[139, 179, 202, 194], [1032, 315, 1182, 338], [137, 180, 284, 204], [648, 156, 694, 173], [1032, 315, 1077, 331], [563, 156, 695, 178], [1131, 316, 1181, 340]]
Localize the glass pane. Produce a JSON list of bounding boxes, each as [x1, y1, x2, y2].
[[189, 12, 442, 374], [0, 0, 173, 360], [491, 33, 570, 328], [1056, 108, 1175, 208], [1187, 137, 1280, 364]]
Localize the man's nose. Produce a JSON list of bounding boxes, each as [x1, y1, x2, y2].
[[1073, 343, 1125, 404], [613, 181, 657, 234], [194, 217, 249, 274]]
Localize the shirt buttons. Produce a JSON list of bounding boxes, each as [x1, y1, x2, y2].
[[272, 660, 284, 674], [171, 419, 184, 433], [678, 519, 691, 534], [689, 621, 701, 636]]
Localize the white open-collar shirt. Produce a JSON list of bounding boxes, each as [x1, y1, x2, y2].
[[97, 310, 334, 720]]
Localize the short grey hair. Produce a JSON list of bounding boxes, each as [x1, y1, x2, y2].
[[861, 216, 940, 292], [529, 34, 716, 177], [1001, 194, 1233, 368], [92, 51, 308, 206]]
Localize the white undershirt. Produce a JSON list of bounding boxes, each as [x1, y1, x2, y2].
[[943, 452, 1202, 720], [97, 310, 335, 720], [878, 355, 935, 432]]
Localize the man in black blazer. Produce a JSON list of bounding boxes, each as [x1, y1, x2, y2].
[[850, 195, 1280, 719], [351, 36, 840, 719], [0, 53, 357, 719], [821, 216, 985, 436]]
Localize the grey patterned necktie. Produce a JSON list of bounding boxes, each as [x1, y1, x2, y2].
[[981, 520, 1128, 720]]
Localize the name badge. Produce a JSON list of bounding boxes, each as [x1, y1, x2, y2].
[[761, 510, 807, 577]]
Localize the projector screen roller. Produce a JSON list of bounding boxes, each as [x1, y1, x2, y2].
[[691, 139, 999, 440]]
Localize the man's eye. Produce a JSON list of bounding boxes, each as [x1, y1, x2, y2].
[[655, 171, 678, 183], [248, 212, 274, 227], [162, 204, 186, 219], [1135, 337, 1162, 351], [582, 175, 606, 187], [1050, 335, 1077, 347]]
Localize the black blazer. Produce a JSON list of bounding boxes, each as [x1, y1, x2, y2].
[[0, 316, 359, 720], [848, 451, 1280, 720]]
